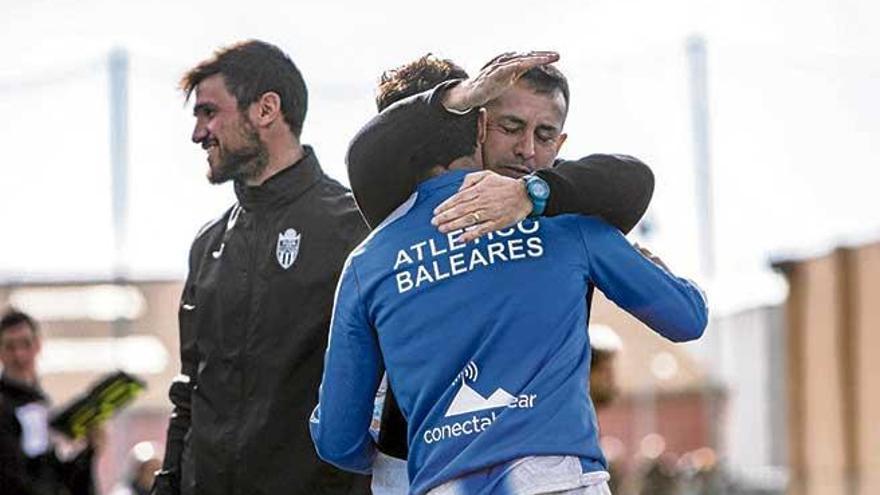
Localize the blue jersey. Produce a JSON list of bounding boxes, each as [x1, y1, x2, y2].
[[310, 170, 707, 494]]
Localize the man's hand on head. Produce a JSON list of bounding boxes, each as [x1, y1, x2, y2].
[[442, 51, 559, 112], [432, 171, 533, 243]]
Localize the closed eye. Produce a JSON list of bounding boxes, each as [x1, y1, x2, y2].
[[536, 125, 560, 144], [502, 125, 523, 134], [495, 116, 527, 135]]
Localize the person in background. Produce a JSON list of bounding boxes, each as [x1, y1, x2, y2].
[[0, 308, 100, 495], [588, 324, 624, 491], [588, 325, 623, 410]]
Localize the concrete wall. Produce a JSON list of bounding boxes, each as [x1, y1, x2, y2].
[[776, 240, 880, 495], [847, 244, 880, 495]]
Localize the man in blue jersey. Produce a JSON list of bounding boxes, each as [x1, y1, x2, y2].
[[355, 52, 660, 495], [310, 52, 708, 495]]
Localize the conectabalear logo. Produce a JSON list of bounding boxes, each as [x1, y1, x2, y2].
[[422, 361, 537, 445]]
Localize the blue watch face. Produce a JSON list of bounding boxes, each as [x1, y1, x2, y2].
[[528, 179, 550, 200]]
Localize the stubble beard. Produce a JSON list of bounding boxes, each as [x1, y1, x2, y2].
[[208, 118, 270, 185]]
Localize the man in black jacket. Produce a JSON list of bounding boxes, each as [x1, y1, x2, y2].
[[0, 309, 97, 495], [349, 52, 653, 238], [152, 40, 372, 495]]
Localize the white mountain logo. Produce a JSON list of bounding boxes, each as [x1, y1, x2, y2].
[[444, 361, 516, 417]]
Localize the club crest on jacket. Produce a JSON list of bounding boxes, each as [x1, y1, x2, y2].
[[277, 228, 301, 269]]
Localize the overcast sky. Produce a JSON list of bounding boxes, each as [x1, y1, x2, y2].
[[1, 0, 878, 312]]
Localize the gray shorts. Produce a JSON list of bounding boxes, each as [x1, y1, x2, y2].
[[371, 452, 409, 495], [372, 453, 611, 495]]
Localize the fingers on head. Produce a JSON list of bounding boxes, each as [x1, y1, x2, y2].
[[484, 51, 517, 68], [527, 50, 559, 59]]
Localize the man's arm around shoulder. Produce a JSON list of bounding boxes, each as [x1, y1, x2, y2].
[[347, 81, 465, 229], [431, 155, 655, 241], [578, 217, 707, 342], [537, 154, 654, 234]]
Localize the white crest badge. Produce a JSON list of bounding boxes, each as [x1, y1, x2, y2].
[[276, 228, 301, 270]]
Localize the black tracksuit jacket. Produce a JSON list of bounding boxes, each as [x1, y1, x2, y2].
[[155, 147, 371, 495]]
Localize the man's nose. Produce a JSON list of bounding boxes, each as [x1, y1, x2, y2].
[[192, 122, 208, 144], [515, 133, 536, 161], [13, 347, 29, 361]]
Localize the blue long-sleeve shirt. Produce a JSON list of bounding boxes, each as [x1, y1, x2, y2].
[[310, 170, 707, 495]]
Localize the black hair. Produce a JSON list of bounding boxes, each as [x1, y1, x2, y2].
[[519, 64, 570, 115], [411, 111, 480, 174], [181, 40, 308, 137], [0, 308, 38, 337]]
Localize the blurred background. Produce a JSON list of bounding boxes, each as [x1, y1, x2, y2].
[[1, 0, 877, 493]]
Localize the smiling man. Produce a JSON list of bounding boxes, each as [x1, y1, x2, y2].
[[152, 40, 370, 495], [192, 76, 271, 185]]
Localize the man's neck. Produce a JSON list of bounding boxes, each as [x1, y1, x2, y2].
[[420, 155, 480, 182], [246, 141, 306, 187], [448, 155, 480, 172]]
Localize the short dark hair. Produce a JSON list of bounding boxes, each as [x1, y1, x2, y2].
[[411, 110, 480, 174], [0, 308, 38, 337], [376, 54, 469, 112], [478, 56, 570, 116], [519, 64, 570, 116], [181, 40, 308, 137]]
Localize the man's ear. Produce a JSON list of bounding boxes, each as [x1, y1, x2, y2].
[[477, 108, 488, 144], [554, 132, 568, 155], [251, 91, 282, 128]]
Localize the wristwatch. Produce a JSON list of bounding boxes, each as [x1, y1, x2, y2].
[[522, 174, 550, 218]]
